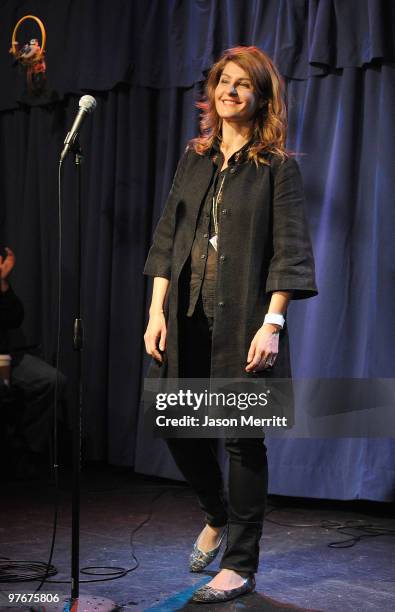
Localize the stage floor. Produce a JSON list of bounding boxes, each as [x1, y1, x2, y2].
[[1, 464, 394, 611]]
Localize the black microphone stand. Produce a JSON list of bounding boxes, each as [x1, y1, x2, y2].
[[63, 139, 116, 612], [71, 139, 83, 603]]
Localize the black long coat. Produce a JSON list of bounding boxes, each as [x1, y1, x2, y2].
[[144, 145, 318, 379]]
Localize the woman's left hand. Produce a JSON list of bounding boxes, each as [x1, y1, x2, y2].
[[245, 324, 280, 373]]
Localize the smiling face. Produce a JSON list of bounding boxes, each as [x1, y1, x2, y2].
[[214, 61, 259, 125]]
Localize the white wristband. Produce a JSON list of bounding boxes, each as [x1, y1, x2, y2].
[[263, 313, 285, 329]]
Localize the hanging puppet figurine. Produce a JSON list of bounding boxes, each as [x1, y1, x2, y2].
[[9, 15, 47, 95]]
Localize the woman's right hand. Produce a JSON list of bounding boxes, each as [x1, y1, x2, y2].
[[144, 312, 167, 364]]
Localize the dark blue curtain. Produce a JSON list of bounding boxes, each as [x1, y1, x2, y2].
[[1, 0, 394, 106], [0, 0, 394, 500]]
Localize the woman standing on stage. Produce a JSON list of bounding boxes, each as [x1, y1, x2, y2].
[[143, 46, 317, 603]]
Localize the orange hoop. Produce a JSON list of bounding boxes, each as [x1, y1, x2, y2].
[[10, 15, 46, 58]]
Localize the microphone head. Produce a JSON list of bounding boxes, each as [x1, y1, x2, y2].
[[79, 95, 97, 113]]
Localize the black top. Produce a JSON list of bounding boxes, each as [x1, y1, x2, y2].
[[186, 138, 252, 319], [0, 285, 24, 352]]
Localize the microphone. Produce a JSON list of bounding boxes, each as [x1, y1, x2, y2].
[[60, 95, 97, 161]]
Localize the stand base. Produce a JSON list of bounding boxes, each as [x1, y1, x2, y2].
[[32, 595, 118, 612]]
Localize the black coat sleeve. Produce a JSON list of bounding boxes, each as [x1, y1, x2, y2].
[[0, 285, 24, 329], [143, 148, 190, 279], [265, 157, 318, 299]]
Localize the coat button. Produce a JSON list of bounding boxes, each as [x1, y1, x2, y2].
[[221, 209, 227, 215], [200, 254, 206, 259], [218, 301, 225, 307], [229, 167, 236, 174], [203, 233, 208, 238], [219, 254, 226, 262]]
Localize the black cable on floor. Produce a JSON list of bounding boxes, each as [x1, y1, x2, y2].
[[0, 558, 57, 583], [0, 488, 160, 584], [264, 507, 395, 548], [322, 519, 395, 548]]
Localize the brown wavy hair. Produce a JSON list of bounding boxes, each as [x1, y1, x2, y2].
[[190, 46, 290, 165]]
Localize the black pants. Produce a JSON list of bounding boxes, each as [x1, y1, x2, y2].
[[11, 354, 67, 455], [166, 297, 268, 573]]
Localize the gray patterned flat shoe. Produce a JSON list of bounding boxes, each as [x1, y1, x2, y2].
[[189, 527, 226, 572], [192, 574, 255, 603]]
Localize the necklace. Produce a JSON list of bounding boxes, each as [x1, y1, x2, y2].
[[212, 174, 226, 237]]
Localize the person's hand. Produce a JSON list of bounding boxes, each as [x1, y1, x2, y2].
[[0, 247, 16, 281], [144, 312, 167, 364], [245, 324, 280, 373]]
